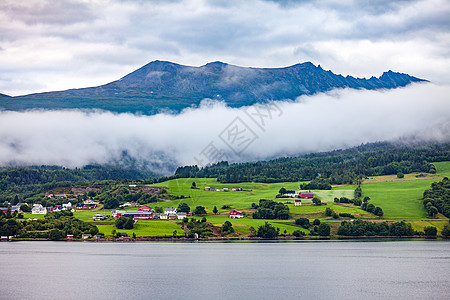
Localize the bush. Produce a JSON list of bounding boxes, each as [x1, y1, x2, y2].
[[397, 172, 404, 179], [222, 221, 234, 234], [424, 226, 437, 237], [374, 207, 383, 217], [292, 230, 303, 237], [312, 219, 321, 226], [256, 222, 279, 238], [49, 228, 65, 240], [115, 216, 134, 229], [325, 207, 333, 217], [442, 224, 450, 237], [177, 203, 191, 213], [194, 206, 207, 215], [338, 213, 355, 219], [318, 223, 331, 236], [295, 218, 310, 229], [366, 203, 375, 213], [312, 198, 322, 206]]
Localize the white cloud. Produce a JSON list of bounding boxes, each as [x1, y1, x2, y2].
[[0, 83, 448, 175]]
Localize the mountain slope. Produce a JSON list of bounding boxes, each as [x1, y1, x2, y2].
[[0, 61, 426, 114]]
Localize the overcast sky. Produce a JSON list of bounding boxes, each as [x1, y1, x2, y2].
[[1, 0, 450, 96]]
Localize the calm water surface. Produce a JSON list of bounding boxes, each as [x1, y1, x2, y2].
[[1, 240, 449, 300]]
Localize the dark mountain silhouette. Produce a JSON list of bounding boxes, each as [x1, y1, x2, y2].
[[0, 61, 426, 114]]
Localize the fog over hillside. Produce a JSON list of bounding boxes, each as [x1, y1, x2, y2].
[[0, 83, 448, 175]]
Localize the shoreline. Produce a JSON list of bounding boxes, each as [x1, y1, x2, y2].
[[3, 235, 448, 243]]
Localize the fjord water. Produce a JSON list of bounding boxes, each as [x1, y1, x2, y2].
[[1, 241, 449, 300]]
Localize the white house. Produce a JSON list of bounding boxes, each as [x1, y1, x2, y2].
[[62, 202, 72, 209], [32, 204, 47, 214], [165, 208, 177, 214], [159, 213, 168, 220], [294, 199, 302, 206], [84, 199, 98, 205], [93, 213, 105, 221], [284, 190, 297, 197], [176, 212, 187, 219]]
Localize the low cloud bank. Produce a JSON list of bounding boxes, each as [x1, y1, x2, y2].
[[0, 83, 448, 175]]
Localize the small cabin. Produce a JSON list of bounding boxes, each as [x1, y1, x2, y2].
[[229, 210, 244, 219]]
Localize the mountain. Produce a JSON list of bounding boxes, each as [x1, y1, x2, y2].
[[0, 61, 426, 115]]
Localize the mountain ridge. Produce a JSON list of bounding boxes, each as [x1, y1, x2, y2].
[[0, 61, 427, 115]]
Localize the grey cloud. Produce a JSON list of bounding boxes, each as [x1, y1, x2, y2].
[[0, 0, 450, 95], [0, 0, 95, 26]]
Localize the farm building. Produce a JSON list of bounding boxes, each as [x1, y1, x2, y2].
[[32, 204, 47, 214], [232, 187, 242, 191], [176, 213, 187, 219], [165, 208, 177, 214], [111, 210, 125, 218], [299, 192, 314, 199], [159, 213, 168, 220], [93, 213, 105, 221], [284, 190, 297, 197], [229, 210, 244, 219], [222, 188, 229, 192], [294, 199, 302, 206], [122, 211, 153, 220]]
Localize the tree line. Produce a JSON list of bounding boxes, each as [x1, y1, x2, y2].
[[173, 142, 448, 184], [423, 177, 450, 217]]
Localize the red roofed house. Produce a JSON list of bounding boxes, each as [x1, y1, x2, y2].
[[229, 210, 244, 219], [138, 205, 153, 212]]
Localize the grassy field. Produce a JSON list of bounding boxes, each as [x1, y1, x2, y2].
[[360, 180, 432, 219], [333, 161, 450, 219], [407, 220, 448, 235], [148, 178, 354, 213], [191, 214, 307, 236], [23, 213, 46, 219], [96, 220, 183, 237], [434, 161, 450, 177]]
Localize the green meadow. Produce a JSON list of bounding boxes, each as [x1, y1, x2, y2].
[[148, 178, 354, 213], [190, 214, 307, 236], [333, 161, 450, 219], [96, 220, 182, 237], [434, 161, 450, 177], [407, 220, 448, 234]]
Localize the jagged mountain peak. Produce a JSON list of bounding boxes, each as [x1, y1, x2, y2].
[[1, 61, 427, 115]]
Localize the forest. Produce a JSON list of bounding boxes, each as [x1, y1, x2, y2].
[[174, 142, 449, 184]]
